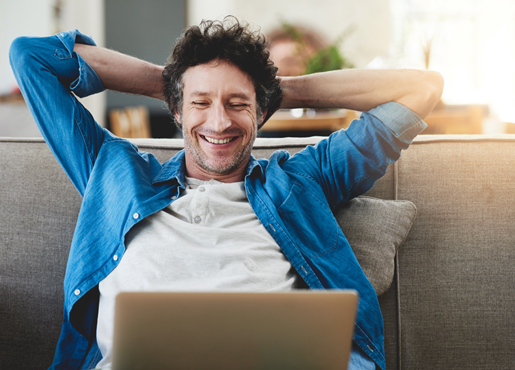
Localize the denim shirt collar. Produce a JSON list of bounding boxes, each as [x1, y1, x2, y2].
[[246, 155, 265, 179], [152, 149, 187, 187], [152, 150, 264, 185]]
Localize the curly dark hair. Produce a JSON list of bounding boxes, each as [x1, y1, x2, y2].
[[162, 16, 282, 129]]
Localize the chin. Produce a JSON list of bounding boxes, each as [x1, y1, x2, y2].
[[200, 159, 242, 175]]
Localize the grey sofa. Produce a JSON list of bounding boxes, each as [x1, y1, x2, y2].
[[1, 134, 514, 370]]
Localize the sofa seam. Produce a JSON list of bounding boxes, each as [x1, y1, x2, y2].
[[411, 136, 515, 145], [393, 160, 402, 370], [395, 252, 402, 370]]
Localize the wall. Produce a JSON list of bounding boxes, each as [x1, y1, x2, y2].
[[1, 0, 186, 136], [0, 0, 52, 95], [0, 0, 106, 128], [187, 0, 392, 68], [104, 0, 186, 114]]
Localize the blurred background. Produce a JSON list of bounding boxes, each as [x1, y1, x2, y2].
[[2, 0, 515, 138]]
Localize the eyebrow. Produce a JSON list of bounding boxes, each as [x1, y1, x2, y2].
[[189, 91, 253, 101]]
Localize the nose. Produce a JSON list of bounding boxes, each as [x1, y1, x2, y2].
[[207, 101, 232, 132]]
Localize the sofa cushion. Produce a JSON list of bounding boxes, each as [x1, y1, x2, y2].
[[334, 196, 417, 296]]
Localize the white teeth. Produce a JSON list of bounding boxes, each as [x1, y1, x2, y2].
[[204, 136, 233, 144]]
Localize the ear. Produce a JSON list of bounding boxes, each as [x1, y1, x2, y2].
[[258, 111, 268, 127], [174, 109, 181, 124]]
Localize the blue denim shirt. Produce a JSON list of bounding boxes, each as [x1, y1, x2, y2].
[[10, 30, 426, 370]]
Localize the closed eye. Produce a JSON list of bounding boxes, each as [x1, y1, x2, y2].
[[230, 103, 249, 109]]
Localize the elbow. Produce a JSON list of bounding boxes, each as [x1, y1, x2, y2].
[[422, 71, 444, 116], [427, 70, 444, 108], [9, 36, 37, 74], [413, 70, 444, 119]]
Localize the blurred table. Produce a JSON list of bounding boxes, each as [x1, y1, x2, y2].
[[424, 105, 485, 134], [261, 109, 357, 136]]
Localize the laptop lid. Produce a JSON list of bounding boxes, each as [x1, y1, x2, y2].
[[111, 290, 358, 370]]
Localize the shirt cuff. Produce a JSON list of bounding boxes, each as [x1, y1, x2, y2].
[[368, 102, 427, 144], [56, 29, 105, 98]]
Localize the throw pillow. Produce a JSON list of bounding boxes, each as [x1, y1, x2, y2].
[[333, 196, 417, 296]]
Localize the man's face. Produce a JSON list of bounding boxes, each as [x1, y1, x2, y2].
[[177, 59, 264, 182]]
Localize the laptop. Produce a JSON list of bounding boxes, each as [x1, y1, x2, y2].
[[111, 290, 358, 370]]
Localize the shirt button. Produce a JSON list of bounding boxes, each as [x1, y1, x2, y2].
[[171, 195, 177, 200], [74, 289, 80, 296], [199, 187, 205, 192], [194, 216, 201, 224], [367, 345, 374, 352], [133, 213, 140, 219], [113, 255, 118, 261]]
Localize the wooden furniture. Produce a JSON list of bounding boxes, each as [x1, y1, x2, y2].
[[424, 105, 484, 134], [0, 93, 24, 103], [261, 109, 357, 133], [109, 106, 152, 138], [505, 122, 515, 134], [263, 105, 486, 136]]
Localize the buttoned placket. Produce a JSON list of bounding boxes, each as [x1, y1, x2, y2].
[[191, 185, 208, 225]]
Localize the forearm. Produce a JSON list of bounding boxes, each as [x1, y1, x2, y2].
[[279, 68, 444, 119], [73, 43, 164, 100]]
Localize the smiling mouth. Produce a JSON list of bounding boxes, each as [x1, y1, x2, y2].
[[202, 135, 237, 145]]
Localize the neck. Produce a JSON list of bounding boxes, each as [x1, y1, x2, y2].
[[184, 160, 249, 183]]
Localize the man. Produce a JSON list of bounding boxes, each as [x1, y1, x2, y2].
[[10, 17, 443, 370]]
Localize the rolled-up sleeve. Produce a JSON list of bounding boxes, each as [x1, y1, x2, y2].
[[367, 101, 427, 144], [55, 29, 105, 97]]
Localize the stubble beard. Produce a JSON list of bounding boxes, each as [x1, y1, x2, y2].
[[183, 125, 257, 176]]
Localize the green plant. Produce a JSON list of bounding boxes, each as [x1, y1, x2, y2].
[[305, 44, 353, 74], [280, 22, 355, 74]]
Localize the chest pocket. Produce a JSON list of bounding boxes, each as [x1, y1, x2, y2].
[[277, 182, 339, 258]]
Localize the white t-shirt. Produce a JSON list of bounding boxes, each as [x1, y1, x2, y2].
[[95, 178, 299, 368]]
